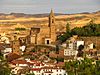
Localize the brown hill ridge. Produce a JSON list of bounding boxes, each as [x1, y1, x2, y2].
[[0, 11, 100, 32]]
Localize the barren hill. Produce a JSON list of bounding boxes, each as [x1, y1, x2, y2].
[[0, 11, 100, 32]]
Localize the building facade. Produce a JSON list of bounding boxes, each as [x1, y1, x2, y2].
[[30, 10, 57, 45]]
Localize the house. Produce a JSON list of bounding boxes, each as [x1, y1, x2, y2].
[[10, 59, 67, 75], [1, 44, 12, 53], [11, 60, 28, 67], [64, 49, 78, 61], [0, 43, 5, 51], [11, 66, 23, 75], [11, 66, 30, 75], [76, 41, 84, 49], [0, 43, 12, 59], [0, 34, 10, 44], [30, 67, 67, 75], [58, 49, 64, 58], [64, 49, 78, 56], [6, 53, 21, 62], [49, 51, 58, 58]]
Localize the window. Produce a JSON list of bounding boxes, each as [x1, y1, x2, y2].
[[57, 70, 58, 72], [47, 40, 49, 44], [42, 73, 44, 75], [52, 20, 54, 23], [60, 70, 61, 72]]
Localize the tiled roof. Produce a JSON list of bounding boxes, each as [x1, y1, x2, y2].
[[44, 71, 53, 73], [31, 68, 41, 71], [28, 60, 44, 66], [11, 60, 28, 65], [56, 62, 64, 67], [42, 67, 61, 69], [7, 53, 21, 62]]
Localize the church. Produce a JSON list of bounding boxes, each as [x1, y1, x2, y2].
[[1, 10, 57, 55], [30, 10, 57, 45]]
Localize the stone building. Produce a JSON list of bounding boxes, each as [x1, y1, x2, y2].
[[12, 36, 21, 55], [30, 10, 57, 45]]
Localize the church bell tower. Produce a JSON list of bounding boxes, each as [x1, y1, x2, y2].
[[49, 9, 56, 44]]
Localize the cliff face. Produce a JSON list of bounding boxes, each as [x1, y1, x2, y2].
[[0, 11, 100, 32]]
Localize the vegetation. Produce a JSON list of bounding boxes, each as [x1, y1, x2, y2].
[[71, 23, 100, 36], [58, 23, 72, 42], [56, 57, 64, 62], [58, 21, 100, 42], [15, 28, 26, 31], [26, 73, 35, 75], [65, 58, 100, 75], [0, 52, 11, 75], [77, 45, 84, 57], [31, 48, 36, 52]]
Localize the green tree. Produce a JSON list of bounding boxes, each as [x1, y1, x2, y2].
[[0, 53, 11, 75], [65, 58, 100, 75], [66, 22, 70, 33], [26, 73, 35, 75], [15, 28, 26, 31]]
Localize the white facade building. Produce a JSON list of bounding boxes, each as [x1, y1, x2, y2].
[[11, 59, 68, 75], [3, 48, 12, 53], [88, 43, 94, 49], [11, 66, 23, 75], [64, 49, 78, 56], [30, 67, 67, 75], [20, 45, 26, 52], [76, 41, 84, 49]]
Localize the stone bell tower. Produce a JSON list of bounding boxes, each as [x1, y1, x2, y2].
[[49, 9, 56, 44]]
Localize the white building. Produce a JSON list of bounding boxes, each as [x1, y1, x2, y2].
[[11, 60, 28, 67], [20, 45, 26, 52], [10, 59, 67, 75], [30, 67, 67, 75], [11, 66, 23, 75], [88, 43, 94, 49], [68, 43, 74, 49], [76, 41, 84, 49], [64, 49, 78, 56], [3, 48, 12, 53]]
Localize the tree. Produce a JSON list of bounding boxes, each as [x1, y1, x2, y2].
[[0, 53, 11, 75], [71, 23, 100, 36], [56, 45, 59, 53], [66, 22, 70, 33], [26, 73, 35, 75], [65, 58, 100, 75], [58, 22, 100, 43], [15, 28, 26, 31], [78, 45, 84, 51], [56, 57, 64, 62]]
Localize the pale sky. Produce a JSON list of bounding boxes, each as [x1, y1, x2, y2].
[[0, 0, 100, 14]]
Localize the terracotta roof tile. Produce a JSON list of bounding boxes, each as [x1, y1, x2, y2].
[[11, 60, 28, 65], [31, 68, 41, 71]]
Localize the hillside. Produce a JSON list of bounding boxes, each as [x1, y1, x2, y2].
[[0, 11, 100, 32]]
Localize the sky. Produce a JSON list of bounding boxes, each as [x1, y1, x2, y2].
[[0, 0, 100, 14]]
